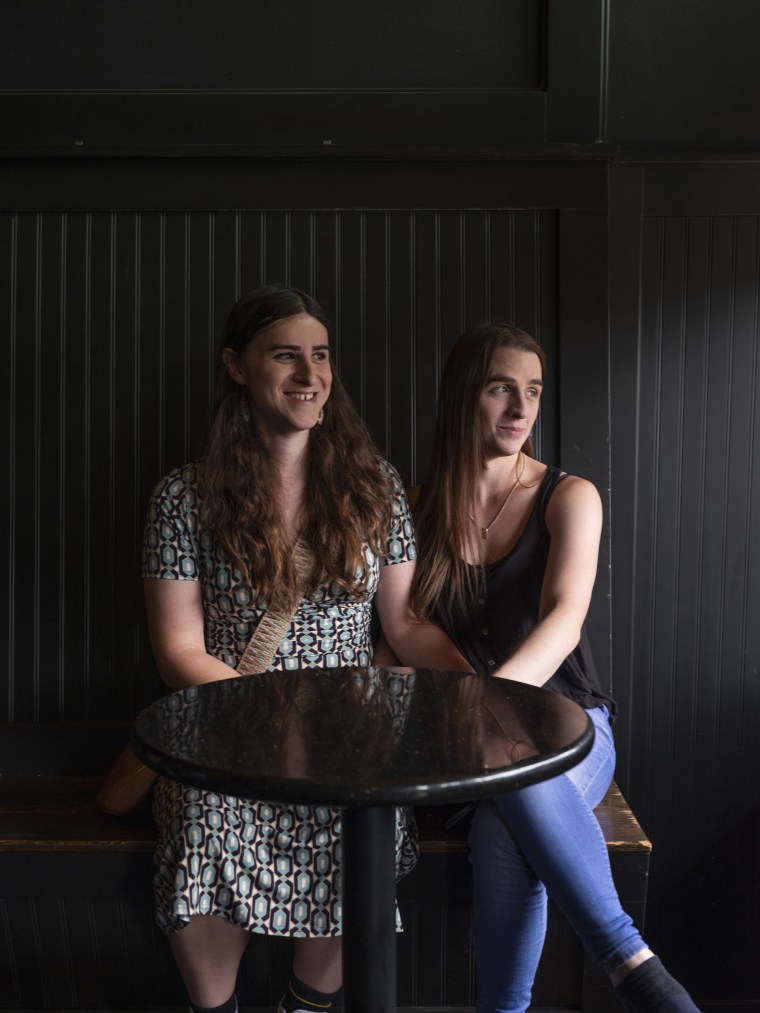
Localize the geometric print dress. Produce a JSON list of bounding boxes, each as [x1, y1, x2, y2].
[[141, 459, 418, 937]]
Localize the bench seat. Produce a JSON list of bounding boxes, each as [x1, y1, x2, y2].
[[0, 775, 651, 855], [0, 776, 650, 1012]]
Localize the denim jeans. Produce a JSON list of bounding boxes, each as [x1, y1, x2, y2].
[[468, 705, 647, 1013]]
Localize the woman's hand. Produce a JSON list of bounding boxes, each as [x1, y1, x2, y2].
[[492, 475, 602, 686], [143, 579, 237, 689]]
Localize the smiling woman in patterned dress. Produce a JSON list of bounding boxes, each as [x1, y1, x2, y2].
[[141, 284, 467, 1013]]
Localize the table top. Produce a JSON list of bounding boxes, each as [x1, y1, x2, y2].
[[132, 667, 593, 806]]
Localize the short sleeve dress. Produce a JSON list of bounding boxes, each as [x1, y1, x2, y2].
[[141, 459, 418, 937]]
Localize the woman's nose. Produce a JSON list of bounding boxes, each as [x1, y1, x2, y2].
[[294, 357, 315, 383], [508, 395, 526, 418]]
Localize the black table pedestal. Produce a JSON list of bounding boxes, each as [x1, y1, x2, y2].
[[342, 806, 397, 1013]]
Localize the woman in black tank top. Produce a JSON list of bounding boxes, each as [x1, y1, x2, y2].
[[407, 323, 698, 1013]]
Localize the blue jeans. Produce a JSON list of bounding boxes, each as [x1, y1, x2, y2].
[[468, 705, 646, 1013]]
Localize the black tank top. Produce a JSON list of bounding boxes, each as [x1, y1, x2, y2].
[[435, 465, 616, 716]]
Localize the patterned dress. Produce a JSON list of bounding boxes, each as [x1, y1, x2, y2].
[[141, 460, 418, 936]]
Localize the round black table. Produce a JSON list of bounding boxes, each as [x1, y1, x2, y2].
[[132, 666, 593, 1013]]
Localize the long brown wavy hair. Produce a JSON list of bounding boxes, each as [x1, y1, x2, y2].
[[198, 284, 394, 608], [411, 322, 547, 621]]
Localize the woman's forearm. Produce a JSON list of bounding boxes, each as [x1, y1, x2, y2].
[[386, 617, 474, 673], [374, 560, 474, 672], [154, 645, 238, 691], [144, 578, 237, 690], [492, 604, 582, 687]]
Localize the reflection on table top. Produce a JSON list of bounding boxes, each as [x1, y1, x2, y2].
[[133, 667, 593, 807]]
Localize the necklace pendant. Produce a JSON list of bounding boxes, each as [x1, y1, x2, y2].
[[481, 528, 489, 541]]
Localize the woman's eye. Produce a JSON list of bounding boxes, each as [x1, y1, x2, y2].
[[313, 351, 329, 362]]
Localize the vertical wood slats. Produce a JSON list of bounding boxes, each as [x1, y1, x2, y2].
[[630, 214, 760, 917], [1, 859, 587, 1009], [1, 209, 556, 734]]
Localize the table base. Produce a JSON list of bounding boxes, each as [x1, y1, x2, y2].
[[342, 805, 397, 1013]]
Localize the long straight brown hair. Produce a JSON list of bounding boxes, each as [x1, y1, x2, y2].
[[411, 322, 546, 620], [198, 284, 394, 609]]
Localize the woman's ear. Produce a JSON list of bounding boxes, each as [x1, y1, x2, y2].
[[221, 347, 245, 385]]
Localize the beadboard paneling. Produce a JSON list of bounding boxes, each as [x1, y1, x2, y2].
[[629, 213, 760, 873], [609, 167, 760, 1000], [1, 208, 557, 748]]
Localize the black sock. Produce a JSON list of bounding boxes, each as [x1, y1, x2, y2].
[[615, 956, 700, 1012], [189, 995, 238, 1013], [279, 975, 339, 1013]]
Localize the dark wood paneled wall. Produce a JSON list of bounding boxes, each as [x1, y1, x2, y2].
[[3, 0, 760, 1007], [610, 165, 760, 1001], [0, 0, 603, 155], [1, 202, 569, 765]]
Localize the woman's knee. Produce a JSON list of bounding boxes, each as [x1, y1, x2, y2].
[[563, 707, 616, 807]]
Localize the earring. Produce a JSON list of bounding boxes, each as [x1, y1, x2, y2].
[[241, 393, 250, 424], [316, 408, 325, 426]]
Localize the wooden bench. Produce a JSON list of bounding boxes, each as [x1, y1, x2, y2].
[[0, 776, 650, 1012], [1, 775, 157, 852]]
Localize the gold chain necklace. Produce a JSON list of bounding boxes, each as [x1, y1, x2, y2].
[[468, 452, 525, 541]]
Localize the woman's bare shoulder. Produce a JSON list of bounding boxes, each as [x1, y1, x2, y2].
[[547, 472, 602, 527]]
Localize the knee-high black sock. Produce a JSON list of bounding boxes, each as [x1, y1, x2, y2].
[[278, 975, 339, 1013], [615, 956, 700, 1013], [189, 994, 238, 1013]]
